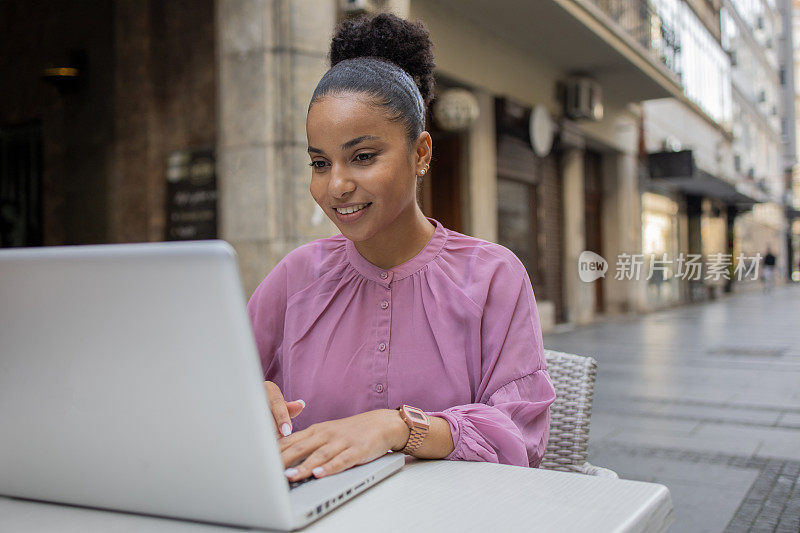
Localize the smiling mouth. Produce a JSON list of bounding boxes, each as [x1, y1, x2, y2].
[[333, 203, 372, 215]]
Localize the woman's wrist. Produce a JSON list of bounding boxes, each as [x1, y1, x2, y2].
[[377, 408, 455, 459], [381, 408, 411, 451]]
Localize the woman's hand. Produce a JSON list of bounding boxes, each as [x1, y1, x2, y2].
[[279, 409, 409, 482], [263, 381, 305, 437]]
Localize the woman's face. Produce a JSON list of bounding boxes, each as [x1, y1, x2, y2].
[[306, 93, 428, 243]]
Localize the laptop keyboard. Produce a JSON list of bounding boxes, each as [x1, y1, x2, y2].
[[288, 476, 316, 490]]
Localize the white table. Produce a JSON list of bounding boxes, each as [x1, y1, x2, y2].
[[1, 458, 673, 532]]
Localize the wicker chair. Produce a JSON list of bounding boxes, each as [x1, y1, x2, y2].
[[539, 349, 618, 478]]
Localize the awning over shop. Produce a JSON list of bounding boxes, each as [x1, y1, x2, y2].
[[647, 150, 766, 209]]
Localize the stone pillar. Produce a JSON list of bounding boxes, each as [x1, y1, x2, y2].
[[466, 90, 497, 242], [562, 147, 594, 325], [111, 0, 158, 243], [600, 154, 624, 315], [385, 0, 410, 17], [602, 152, 647, 314], [686, 194, 703, 301], [725, 204, 737, 292], [216, 0, 338, 297]]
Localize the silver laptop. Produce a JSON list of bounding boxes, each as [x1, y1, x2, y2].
[[0, 240, 405, 530]]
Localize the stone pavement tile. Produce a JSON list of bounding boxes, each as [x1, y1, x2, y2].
[[604, 428, 762, 457], [778, 510, 800, 530], [595, 379, 742, 404], [754, 432, 800, 462], [691, 424, 800, 461], [781, 496, 800, 518], [674, 405, 782, 426], [725, 459, 800, 532], [607, 401, 784, 426], [777, 411, 800, 428], [588, 450, 759, 533], [753, 518, 780, 531], [589, 412, 701, 437], [670, 480, 760, 533], [781, 461, 800, 477], [586, 424, 619, 442], [730, 390, 800, 411]]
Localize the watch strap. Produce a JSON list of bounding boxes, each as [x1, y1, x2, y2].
[[401, 424, 427, 454], [397, 405, 429, 454]]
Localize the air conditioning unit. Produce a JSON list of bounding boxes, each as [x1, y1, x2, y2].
[[340, 0, 384, 14], [563, 77, 603, 121]]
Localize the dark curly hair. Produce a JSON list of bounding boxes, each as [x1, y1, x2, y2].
[[308, 12, 436, 147]]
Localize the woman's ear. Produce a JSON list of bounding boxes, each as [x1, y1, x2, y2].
[[414, 131, 433, 170]]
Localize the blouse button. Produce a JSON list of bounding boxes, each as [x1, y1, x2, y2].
[[378, 342, 386, 351], [380, 300, 389, 309], [380, 272, 388, 279], [375, 383, 384, 393]]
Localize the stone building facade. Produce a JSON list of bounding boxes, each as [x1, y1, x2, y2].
[[4, 0, 791, 331]]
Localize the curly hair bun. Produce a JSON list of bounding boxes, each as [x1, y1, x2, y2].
[[330, 12, 435, 108]]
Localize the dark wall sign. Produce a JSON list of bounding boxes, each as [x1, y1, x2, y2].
[[165, 148, 216, 240], [648, 150, 695, 179]]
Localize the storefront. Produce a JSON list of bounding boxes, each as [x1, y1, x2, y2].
[[642, 191, 682, 308], [494, 96, 564, 324]]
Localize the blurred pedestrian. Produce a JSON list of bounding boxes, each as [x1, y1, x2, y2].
[[762, 247, 776, 292]]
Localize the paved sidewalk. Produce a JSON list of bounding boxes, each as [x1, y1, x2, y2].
[[543, 284, 800, 533]]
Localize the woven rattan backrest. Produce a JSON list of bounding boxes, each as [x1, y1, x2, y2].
[[539, 349, 598, 472]]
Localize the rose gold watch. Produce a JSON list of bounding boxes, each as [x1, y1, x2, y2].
[[396, 404, 430, 454]]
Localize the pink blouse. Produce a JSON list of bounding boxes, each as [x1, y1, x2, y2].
[[246, 217, 556, 467]]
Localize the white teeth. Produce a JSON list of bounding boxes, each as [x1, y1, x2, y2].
[[335, 203, 369, 215]]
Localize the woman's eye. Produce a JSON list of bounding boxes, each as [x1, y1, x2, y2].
[[308, 161, 327, 169], [354, 153, 375, 162]]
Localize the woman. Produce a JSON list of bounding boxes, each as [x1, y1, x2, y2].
[[247, 12, 555, 484]]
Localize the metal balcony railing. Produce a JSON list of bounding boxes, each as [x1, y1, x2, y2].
[[588, 0, 682, 80]]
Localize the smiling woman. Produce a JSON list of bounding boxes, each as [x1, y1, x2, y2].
[[246, 12, 556, 484]]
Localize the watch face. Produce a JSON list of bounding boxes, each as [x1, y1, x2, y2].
[[409, 411, 424, 421]]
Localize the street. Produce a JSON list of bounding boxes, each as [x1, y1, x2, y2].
[[544, 284, 800, 533]]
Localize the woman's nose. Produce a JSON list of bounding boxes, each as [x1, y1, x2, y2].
[[329, 165, 356, 198]]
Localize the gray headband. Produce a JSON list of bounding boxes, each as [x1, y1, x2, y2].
[[309, 57, 426, 143]]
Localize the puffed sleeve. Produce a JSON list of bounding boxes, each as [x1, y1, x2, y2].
[[246, 258, 289, 386], [426, 255, 556, 467]]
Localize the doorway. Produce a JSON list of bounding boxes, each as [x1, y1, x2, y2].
[[0, 121, 43, 247], [584, 149, 604, 314]]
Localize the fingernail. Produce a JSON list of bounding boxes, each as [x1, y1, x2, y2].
[[297, 399, 306, 408], [312, 467, 325, 477], [281, 423, 291, 437], [284, 468, 298, 477]]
